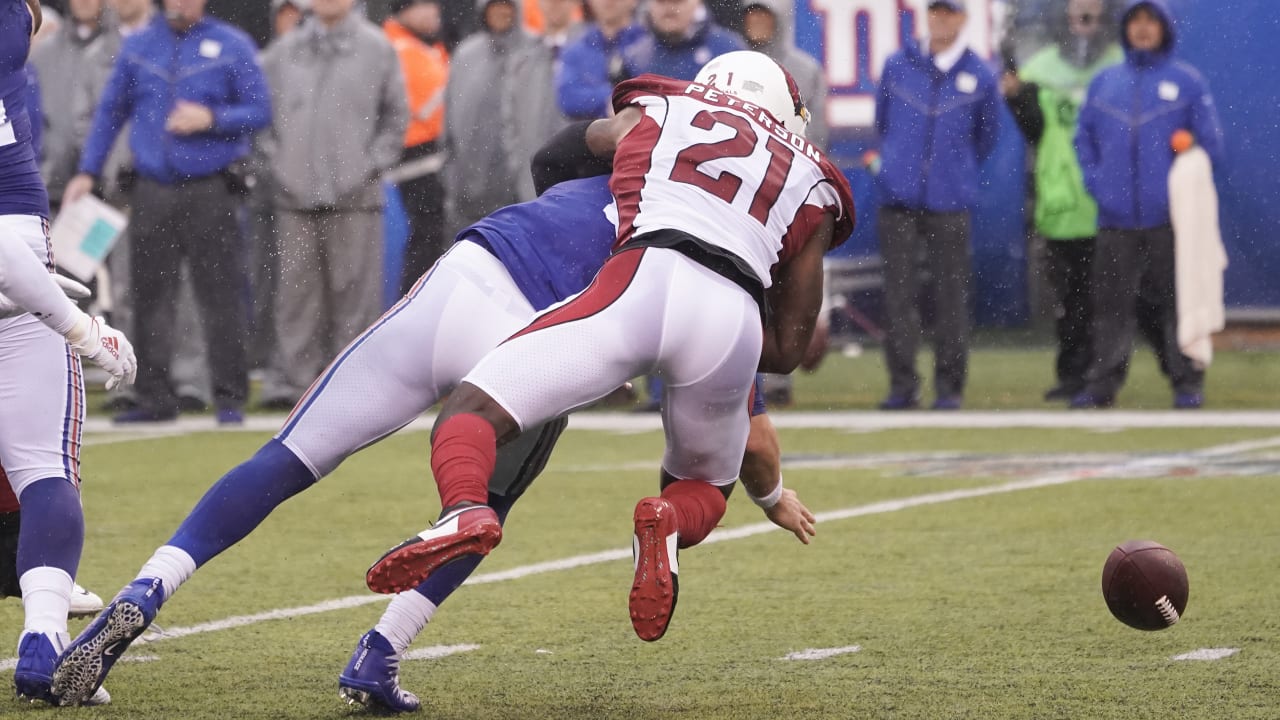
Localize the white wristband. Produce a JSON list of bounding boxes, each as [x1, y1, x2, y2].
[[748, 476, 783, 510]]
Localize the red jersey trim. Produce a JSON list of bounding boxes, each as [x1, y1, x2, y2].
[[506, 248, 647, 342], [610, 111, 663, 247]]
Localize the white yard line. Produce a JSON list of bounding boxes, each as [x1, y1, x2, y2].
[[402, 644, 482, 661], [5, 432, 1275, 671], [782, 646, 862, 661], [79, 410, 1280, 447], [1171, 648, 1240, 661]]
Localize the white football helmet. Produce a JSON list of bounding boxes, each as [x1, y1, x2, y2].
[[693, 51, 811, 138]]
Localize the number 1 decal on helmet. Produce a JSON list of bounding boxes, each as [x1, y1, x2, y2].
[[693, 51, 811, 138]]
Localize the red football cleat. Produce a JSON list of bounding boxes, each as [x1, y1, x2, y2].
[[365, 505, 502, 594], [629, 497, 680, 642]]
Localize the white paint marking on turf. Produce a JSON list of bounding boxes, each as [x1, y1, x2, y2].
[[79, 410, 1280, 446], [1172, 648, 1240, 661], [0, 654, 159, 672], [5, 434, 1275, 669], [154, 594, 390, 640], [782, 646, 861, 661], [402, 644, 480, 661]]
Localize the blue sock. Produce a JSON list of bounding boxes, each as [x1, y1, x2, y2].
[[413, 491, 516, 607], [17, 477, 84, 578], [168, 439, 318, 567]]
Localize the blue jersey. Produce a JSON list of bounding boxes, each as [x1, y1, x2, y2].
[[462, 176, 617, 312], [0, 0, 48, 218]]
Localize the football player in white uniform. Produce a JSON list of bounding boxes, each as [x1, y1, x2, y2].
[[0, 0, 136, 705], [366, 51, 854, 642]]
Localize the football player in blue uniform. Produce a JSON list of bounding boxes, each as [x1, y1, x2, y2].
[[51, 174, 815, 709], [0, 0, 137, 705]]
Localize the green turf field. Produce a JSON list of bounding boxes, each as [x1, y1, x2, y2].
[[2, 417, 1277, 719], [786, 345, 1280, 410]]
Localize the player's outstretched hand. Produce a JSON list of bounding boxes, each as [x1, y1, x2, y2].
[[65, 314, 137, 389], [764, 488, 816, 545]]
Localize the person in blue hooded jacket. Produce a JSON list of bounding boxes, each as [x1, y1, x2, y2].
[[872, 0, 1000, 411], [1070, 0, 1223, 409]]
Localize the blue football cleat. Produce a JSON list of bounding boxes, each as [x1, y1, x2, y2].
[[339, 630, 421, 713], [50, 577, 164, 706], [14, 631, 66, 703]]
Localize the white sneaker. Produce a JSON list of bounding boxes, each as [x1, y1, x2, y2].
[[69, 583, 104, 618]]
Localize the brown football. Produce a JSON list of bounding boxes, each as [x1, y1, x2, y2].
[[1101, 540, 1189, 631]]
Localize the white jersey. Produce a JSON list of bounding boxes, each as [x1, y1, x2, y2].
[[610, 76, 854, 287]]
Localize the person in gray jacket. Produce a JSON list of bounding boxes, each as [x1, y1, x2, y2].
[[740, 0, 827, 406], [259, 0, 408, 407], [741, 0, 827, 149], [30, 0, 114, 211], [442, 0, 567, 236]]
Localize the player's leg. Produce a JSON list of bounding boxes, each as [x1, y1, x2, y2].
[[340, 419, 567, 712], [877, 207, 924, 407], [52, 242, 538, 705], [0, 468, 103, 618], [629, 260, 762, 641], [366, 247, 672, 594], [271, 211, 328, 406], [118, 181, 183, 420], [0, 471, 21, 600], [184, 179, 250, 419], [1046, 238, 1095, 400], [1135, 225, 1203, 405], [0, 314, 87, 703], [1076, 228, 1142, 405], [926, 210, 971, 406], [324, 209, 386, 356]]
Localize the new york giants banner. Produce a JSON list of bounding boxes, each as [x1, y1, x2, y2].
[[796, 0, 1280, 323]]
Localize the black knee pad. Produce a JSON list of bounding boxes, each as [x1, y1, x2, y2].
[[0, 511, 20, 598]]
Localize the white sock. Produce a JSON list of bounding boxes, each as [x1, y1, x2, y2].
[[136, 545, 197, 602], [20, 566, 73, 637], [375, 591, 438, 654]]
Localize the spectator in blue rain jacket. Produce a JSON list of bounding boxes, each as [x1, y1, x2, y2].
[[1070, 0, 1223, 410]]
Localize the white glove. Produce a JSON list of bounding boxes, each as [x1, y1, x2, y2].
[[64, 313, 137, 390], [0, 275, 92, 319]]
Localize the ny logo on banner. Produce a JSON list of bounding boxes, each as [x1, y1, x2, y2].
[[805, 0, 1001, 130]]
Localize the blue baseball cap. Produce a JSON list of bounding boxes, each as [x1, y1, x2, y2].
[[929, 0, 966, 10]]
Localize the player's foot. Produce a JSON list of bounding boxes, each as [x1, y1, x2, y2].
[[931, 395, 963, 411], [878, 393, 920, 411], [113, 407, 178, 423], [69, 583, 105, 618], [50, 577, 165, 706], [629, 497, 679, 642], [338, 630, 421, 713], [1173, 391, 1204, 410], [366, 505, 502, 594], [1069, 392, 1115, 409], [13, 630, 67, 703], [13, 631, 112, 706]]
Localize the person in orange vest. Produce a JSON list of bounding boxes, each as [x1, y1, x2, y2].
[[384, 0, 452, 294]]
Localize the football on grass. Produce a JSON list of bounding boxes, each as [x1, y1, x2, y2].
[[1101, 540, 1189, 630]]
